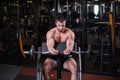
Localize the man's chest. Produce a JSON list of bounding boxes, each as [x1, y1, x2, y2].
[[54, 33, 68, 42]]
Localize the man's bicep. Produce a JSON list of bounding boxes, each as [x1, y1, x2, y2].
[[66, 32, 75, 50], [46, 31, 55, 50], [46, 31, 51, 40], [46, 31, 54, 42], [68, 31, 75, 43], [71, 31, 75, 40]]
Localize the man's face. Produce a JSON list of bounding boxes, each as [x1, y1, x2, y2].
[[56, 20, 66, 32]]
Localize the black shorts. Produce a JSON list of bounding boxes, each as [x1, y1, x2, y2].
[[49, 55, 72, 65]]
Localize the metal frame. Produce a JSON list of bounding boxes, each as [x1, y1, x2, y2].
[[36, 42, 82, 80]]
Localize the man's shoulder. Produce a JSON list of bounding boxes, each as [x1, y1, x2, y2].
[[65, 28, 74, 36], [66, 28, 74, 33], [49, 27, 56, 31], [47, 28, 56, 33]]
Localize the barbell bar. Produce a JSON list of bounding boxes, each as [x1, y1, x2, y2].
[[22, 43, 91, 60]]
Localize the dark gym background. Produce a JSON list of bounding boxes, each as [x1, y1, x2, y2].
[[0, 0, 120, 80]]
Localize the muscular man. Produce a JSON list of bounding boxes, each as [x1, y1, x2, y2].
[[42, 13, 77, 80]]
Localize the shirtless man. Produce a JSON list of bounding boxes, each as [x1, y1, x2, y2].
[[42, 13, 77, 80]]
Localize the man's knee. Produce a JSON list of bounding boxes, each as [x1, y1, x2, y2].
[[43, 58, 56, 71], [68, 60, 77, 73], [43, 63, 50, 70], [70, 64, 77, 73], [43, 60, 52, 70], [64, 62, 77, 73]]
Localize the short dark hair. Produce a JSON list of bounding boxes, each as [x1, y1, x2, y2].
[[55, 13, 66, 23]]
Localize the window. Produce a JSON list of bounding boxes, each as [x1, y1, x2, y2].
[[94, 5, 99, 19]]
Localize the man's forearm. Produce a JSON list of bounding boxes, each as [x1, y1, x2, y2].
[[66, 40, 74, 51], [47, 39, 55, 51]]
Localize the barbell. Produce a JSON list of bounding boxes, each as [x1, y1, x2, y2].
[[21, 44, 91, 60]]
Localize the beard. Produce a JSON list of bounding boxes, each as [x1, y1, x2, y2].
[[58, 29, 63, 32], [57, 28, 64, 32]]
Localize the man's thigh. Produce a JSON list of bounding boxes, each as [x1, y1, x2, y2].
[[43, 58, 57, 68], [63, 58, 77, 71]]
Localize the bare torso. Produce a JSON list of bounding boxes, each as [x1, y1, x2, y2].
[[46, 27, 75, 53]]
